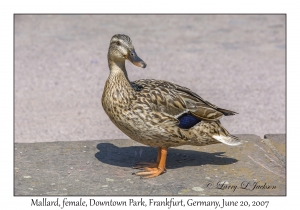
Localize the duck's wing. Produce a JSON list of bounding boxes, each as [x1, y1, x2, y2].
[[133, 79, 237, 121], [175, 85, 238, 117]]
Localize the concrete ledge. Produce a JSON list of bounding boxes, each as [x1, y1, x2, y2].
[[14, 134, 286, 196]]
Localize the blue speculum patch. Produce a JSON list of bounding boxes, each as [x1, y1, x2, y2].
[[178, 113, 201, 129]]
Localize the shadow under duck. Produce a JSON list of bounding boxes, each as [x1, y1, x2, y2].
[[102, 34, 241, 178]]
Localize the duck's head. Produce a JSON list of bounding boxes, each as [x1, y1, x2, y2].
[[108, 34, 147, 68]]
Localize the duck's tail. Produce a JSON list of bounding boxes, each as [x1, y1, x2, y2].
[[212, 134, 241, 146], [212, 121, 241, 146]]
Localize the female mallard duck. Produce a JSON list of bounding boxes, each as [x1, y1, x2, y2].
[[102, 34, 241, 178]]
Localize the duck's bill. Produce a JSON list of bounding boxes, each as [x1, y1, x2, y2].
[[128, 50, 147, 68]]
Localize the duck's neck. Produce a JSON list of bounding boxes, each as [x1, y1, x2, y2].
[[107, 59, 132, 91], [108, 59, 130, 81]]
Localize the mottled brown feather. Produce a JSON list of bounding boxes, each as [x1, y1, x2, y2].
[[102, 34, 241, 148], [134, 79, 227, 121]]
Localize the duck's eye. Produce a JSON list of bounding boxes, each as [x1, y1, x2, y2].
[[116, 41, 121, 46]]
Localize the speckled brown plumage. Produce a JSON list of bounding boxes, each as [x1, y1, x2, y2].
[[101, 34, 241, 178]]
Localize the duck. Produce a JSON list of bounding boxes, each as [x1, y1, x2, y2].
[[102, 34, 241, 178]]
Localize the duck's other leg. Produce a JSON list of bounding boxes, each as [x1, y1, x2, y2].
[[134, 147, 168, 178], [133, 147, 162, 169]]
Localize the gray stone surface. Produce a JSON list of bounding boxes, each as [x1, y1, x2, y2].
[[14, 134, 286, 196], [14, 15, 286, 143]]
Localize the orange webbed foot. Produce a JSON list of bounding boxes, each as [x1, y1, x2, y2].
[[134, 167, 166, 178], [133, 162, 158, 170], [132, 147, 168, 178]]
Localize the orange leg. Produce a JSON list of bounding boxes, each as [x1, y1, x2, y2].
[[134, 147, 168, 178], [133, 147, 162, 169]]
